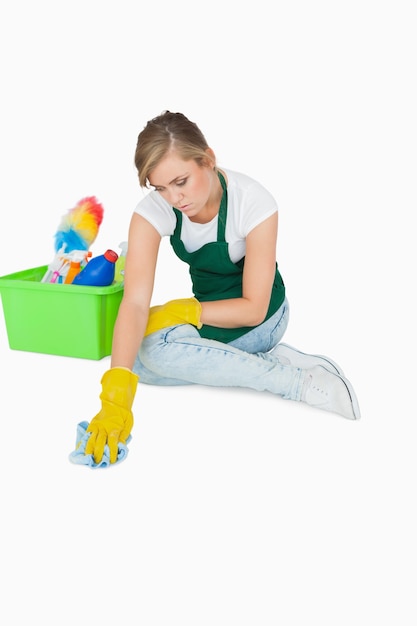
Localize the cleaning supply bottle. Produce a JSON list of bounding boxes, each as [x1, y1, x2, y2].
[[64, 260, 82, 284], [72, 249, 118, 287], [63, 250, 91, 284], [114, 241, 128, 283]]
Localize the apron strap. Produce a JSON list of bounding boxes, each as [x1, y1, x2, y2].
[[216, 170, 228, 242]]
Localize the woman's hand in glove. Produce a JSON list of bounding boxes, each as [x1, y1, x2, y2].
[[85, 367, 139, 464], [144, 297, 202, 336]]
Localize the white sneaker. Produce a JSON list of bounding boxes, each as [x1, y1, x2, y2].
[[272, 342, 345, 376], [301, 365, 361, 420]]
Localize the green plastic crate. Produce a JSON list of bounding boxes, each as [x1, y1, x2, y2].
[[0, 265, 124, 359]]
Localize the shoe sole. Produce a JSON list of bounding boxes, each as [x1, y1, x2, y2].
[[273, 342, 345, 377], [335, 370, 361, 420]]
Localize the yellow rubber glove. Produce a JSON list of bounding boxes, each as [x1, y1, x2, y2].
[[85, 367, 139, 464], [145, 297, 203, 337]]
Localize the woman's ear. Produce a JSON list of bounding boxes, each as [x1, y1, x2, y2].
[[203, 147, 216, 168]]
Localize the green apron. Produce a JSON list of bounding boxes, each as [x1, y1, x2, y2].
[[170, 171, 285, 343]]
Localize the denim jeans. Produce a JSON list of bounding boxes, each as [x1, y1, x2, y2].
[[133, 298, 305, 401]]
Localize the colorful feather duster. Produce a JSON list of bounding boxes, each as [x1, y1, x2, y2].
[[54, 196, 104, 253]]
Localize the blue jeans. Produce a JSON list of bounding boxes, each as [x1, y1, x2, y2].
[[133, 298, 304, 401]]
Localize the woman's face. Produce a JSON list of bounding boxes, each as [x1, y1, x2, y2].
[[148, 150, 219, 222]]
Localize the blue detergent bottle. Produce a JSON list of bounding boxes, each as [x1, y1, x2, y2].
[[71, 249, 118, 286]]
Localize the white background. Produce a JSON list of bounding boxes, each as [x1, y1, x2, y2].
[[0, 1, 416, 624]]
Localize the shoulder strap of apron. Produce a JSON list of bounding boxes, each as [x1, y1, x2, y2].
[[216, 170, 228, 242]]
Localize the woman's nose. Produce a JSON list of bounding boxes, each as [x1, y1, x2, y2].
[[171, 190, 184, 205]]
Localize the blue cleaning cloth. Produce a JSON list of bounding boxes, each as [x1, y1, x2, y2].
[[69, 421, 131, 469]]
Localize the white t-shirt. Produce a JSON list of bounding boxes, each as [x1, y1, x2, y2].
[[134, 168, 278, 263]]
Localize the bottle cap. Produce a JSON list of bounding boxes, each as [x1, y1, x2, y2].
[[104, 249, 118, 263]]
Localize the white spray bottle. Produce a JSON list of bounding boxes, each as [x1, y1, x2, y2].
[[114, 241, 128, 284]]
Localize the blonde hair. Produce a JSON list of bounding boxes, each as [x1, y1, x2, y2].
[[134, 111, 214, 187]]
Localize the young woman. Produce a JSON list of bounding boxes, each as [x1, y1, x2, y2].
[[85, 111, 360, 464]]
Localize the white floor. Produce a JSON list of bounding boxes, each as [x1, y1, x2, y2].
[[1, 281, 415, 625], [1, 2, 416, 624]]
